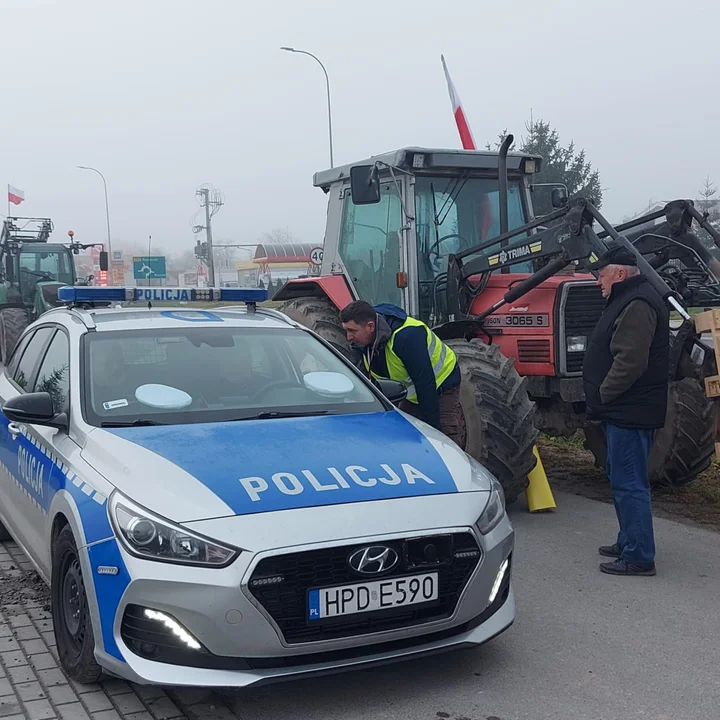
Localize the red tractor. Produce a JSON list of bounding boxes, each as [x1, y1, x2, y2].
[[274, 140, 718, 502]]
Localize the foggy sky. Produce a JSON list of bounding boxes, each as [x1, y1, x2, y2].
[[1, 0, 718, 257]]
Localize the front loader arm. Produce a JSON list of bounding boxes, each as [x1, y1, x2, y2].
[[444, 198, 688, 328]]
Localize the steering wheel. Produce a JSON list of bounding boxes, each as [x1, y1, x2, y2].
[[427, 233, 470, 261], [249, 380, 302, 403], [21, 269, 55, 281]]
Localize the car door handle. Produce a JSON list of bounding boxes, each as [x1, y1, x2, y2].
[[8, 422, 24, 439]]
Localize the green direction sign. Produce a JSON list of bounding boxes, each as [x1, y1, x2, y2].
[[133, 256, 167, 280]]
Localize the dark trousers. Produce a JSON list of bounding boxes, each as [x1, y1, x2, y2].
[[605, 423, 656, 567], [399, 386, 466, 448]]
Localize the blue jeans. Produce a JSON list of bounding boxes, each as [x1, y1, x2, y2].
[[605, 423, 656, 567]]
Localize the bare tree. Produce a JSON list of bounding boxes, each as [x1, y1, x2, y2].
[[696, 176, 720, 249]]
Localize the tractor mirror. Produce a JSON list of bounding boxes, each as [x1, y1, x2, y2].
[[350, 165, 381, 205], [551, 187, 569, 208], [99, 251, 109, 271]]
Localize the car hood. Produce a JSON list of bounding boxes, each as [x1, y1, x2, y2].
[[81, 410, 495, 523]]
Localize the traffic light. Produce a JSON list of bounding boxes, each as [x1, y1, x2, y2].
[[194, 240, 208, 259]]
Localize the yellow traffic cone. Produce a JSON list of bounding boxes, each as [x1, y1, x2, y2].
[[525, 445, 557, 512]]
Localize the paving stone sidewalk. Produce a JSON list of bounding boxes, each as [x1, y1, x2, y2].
[[0, 541, 240, 720]]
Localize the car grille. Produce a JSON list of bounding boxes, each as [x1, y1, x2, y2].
[[518, 339, 551, 364], [562, 282, 605, 375], [248, 533, 481, 644]]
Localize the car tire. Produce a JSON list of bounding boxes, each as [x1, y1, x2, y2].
[[52, 525, 103, 684], [0, 307, 29, 365]]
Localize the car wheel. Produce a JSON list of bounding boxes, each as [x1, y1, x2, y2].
[[52, 525, 103, 684]]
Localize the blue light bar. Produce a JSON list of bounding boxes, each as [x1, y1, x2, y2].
[[57, 286, 269, 304]]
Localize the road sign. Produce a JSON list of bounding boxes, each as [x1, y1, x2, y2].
[[111, 267, 125, 285], [133, 256, 167, 280], [112, 251, 123, 266], [309, 247, 324, 266]]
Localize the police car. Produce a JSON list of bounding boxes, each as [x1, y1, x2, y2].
[[0, 286, 514, 688]]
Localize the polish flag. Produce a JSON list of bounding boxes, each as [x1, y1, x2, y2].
[[441, 55, 476, 150], [8, 185, 25, 205]]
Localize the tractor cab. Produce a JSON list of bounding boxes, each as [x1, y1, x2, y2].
[[0, 217, 109, 362], [312, 147, 543, 326], [14, 245, 76, 311]]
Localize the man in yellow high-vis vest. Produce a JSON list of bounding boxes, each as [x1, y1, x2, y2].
[[340, 300, 465, 447]]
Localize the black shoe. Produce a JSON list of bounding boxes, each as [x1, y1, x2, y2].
[[599, 559, 656, 576], [598, 543, 622, 558]]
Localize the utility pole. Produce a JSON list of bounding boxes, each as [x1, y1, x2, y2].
[[194, 187, 223, 286]]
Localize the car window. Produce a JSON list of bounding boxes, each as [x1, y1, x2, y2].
[[12, 327, 54, 391], [82, 326, 385, 426], [33, 331, 70, 414], [6, 332, 34, 379]]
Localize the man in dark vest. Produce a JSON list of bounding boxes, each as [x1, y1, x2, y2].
[[339, 300, 465, 448], [583, 244, 669, 577]]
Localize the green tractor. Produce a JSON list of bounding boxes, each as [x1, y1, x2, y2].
[[0, 217, 108, 363]]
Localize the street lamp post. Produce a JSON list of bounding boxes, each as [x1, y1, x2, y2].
[[281, 47, 334, 168], [77, 165, 113, 283]]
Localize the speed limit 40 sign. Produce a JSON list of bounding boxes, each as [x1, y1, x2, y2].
[[309, 247, 324, 266]]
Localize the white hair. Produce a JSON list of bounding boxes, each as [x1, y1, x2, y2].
[[605, 263, 639, 277]]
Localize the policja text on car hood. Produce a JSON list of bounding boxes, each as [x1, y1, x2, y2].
[[81, 411, 494, 524]]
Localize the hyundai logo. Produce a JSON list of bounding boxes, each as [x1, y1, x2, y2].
[[347, 545, 399, 575]]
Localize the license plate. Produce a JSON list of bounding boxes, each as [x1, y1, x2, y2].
[[484, 313, 549, 327], [308, 573, 439, 620]]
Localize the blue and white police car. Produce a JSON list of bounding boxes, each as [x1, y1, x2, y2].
[[0, 286, 514, 687]]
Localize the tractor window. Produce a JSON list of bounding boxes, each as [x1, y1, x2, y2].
[[18, 250, 73, 284], [414, 176, 529, 322], [338, 180, 403, 307], [414, 176, 529, 283]]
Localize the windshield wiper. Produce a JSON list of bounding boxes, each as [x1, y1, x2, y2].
[[232, 410, 333, 421], [100, 419, 165, 427]]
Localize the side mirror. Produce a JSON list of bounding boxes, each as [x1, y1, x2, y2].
[[350, 165, 381, 205], [375, 379, 407, 404], [99, 251, 109, 271], [551, 187, 569, 208], [2, 392, 67, 430]]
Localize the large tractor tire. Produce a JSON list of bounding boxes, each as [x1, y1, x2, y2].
[[447, 339, 539, 504], [583, 377, 714, 488], [279, 297, 359, 364], [0, 308, 29, 365]]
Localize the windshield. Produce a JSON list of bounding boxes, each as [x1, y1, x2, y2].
[[414, 175, 529, 322], [414, 176, 529, 279], [18, 249, 74, 283], [82, 327, 385, 427]]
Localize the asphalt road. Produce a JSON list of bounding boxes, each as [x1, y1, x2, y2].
[[218, 492, 720, 720]]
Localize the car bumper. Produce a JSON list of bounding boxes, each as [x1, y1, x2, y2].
[[100, 585, 514, 688], [93, 522, 514, 687]]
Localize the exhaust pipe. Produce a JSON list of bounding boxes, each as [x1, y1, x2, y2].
[[498, 134, 513, 235]]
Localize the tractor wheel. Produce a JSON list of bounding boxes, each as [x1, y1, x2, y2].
[[279, 297, 359, 364], [447, 339, 539, 504], [0, 308, 29, 365], [583, 377, 714, 488]]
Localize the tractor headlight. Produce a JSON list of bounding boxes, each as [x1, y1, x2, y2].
[[476, 476, 507, 535], [110, 493, 239, 567], [566, 335, 587, 353]]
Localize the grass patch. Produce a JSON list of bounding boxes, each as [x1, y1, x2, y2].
[[538, 432, 720, 531]]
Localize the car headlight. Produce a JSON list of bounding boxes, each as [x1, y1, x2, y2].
[[566, 335, 587, 353], [476, 476, 506, 535], [109, 493, 239, 567]]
